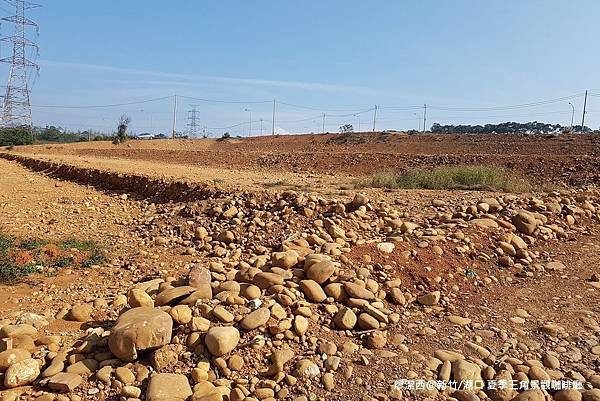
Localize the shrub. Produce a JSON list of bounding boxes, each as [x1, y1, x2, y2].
[[355, 166, 533, 193], [0, 127, 32, 146]]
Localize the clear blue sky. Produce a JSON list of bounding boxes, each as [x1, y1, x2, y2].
[[3, 0, 599, 135]]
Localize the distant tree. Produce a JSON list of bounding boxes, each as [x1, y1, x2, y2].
[[339, 124, 354, 133], [429, 121, 581, 135], [0, 126, 32, 146], [113, 115, 131, 144]]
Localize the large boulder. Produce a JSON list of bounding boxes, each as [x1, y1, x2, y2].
[[108, 307, 173, 361]]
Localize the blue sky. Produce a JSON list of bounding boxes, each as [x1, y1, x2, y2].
[[2, 0, 599, 135]]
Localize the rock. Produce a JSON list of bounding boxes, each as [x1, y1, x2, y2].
[[377, 242, 395, 254], [127, 289, 154, 308], [583, 389, 600, 401], [417, 291, 440, 306], [322, 372, 335, 390], [170, 305, 193, 325], [343, 282, 375, 300], [433, 350, 464, 362], [357, 313, 379, 330], [554, 390, 582, 401], [333, 307, 357, 330], [216, 230, 235, 243], [0, 349, 31, 371], [205, 327, 240, 356], [66, 358, 99, 375], [115, 366, 136, 384], [146, 373, 192, 401], [189, 265, 211, 287], [351, 193, 369, 208], [294, 315, 309, 336], [267, 349, 295, 376], [48, 372, 83, 392], [66, 304, 93, 322], [0, 324, 37, 338], [240, 308, 271, 330], [272, 250, 299, 269], [108, 307, 173, 361], [366, 331, 387, 349], [154, 286, 196, 306], [511, 389, 545, 401], [296, 359, 320, 378], [253, 272, 284, 289], [452, 360, 483, 390], [470, 218, 499, 228], [300, 280, 327, 302], [4, 357, 40, 388], [305, 260, 336, 284], [513, 211, 538, 235]]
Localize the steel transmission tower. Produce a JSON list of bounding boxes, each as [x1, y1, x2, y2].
[[1, 0, 40, 130], [186, 104, 200, 138]]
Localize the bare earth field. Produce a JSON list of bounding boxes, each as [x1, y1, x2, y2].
[[0, 133, 600, 401]]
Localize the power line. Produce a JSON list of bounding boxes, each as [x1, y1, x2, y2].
[[31, 95, 174, 109], [427, 93, 585, 111], [179, 95, 271, 104]]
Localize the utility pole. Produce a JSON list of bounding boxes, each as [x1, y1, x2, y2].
[[244, 108, 252, 137], [581, 90, 588, 134], [186, 104, 200, 138], [322, 113, 326, 134], [1, 0, 41, 137], [172, 94, 178, 139], [568, 102, 574, 133], [372, 105, 378, 132], [422, 104, 427, 133], [271, 99, 276, 136]]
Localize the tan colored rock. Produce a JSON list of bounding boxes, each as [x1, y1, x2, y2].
[[293, 315, 309, 336], [170, 305, 193, 325], [48, 372, 82, 392], [240, 308, 271, 330], [305, 260, 336, 284], [205, 327, 240, 356], [127, 289, 154, 308], [0, 349, 30, 371], [343, 282, 375, 300], [4, 357, 40, 388], [253, 272, 284, 289], [333, 307, 357, 330], [452, 360, 483, 390], [66, 304, 93, 322], [299, 280, 327, 302], [154, 286, 196, 306], [108, 307, 173, 361], [146, 373, 192, 401], [417, 291, 441, 306]]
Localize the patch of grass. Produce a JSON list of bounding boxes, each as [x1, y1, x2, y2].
[[0, 261, 38, 283], [355, 166, 533, 193], [0, 234, 13, 254], [262, 180, 289, 188], [0, 233, 104, 284], [19, 239, 48, 250], [82, 251, 104, 268], [58, 239, 97, 251]]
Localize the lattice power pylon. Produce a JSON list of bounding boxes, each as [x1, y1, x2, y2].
[[186, 104, 200, 138], [1, 0, 40, 129]]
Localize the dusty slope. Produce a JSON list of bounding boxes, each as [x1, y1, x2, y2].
[[1, 146, 600, 401], [9, 133, 600, 186]]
